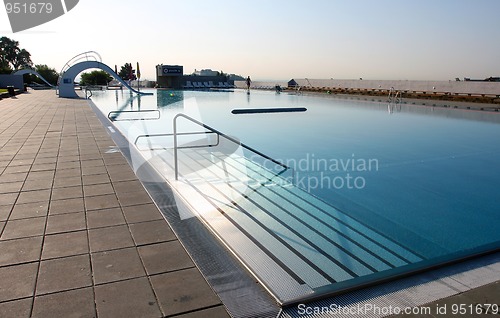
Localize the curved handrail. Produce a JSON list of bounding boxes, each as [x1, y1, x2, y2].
[[173, 113, 293, 181], [388, 87, 402, 104], [59, 51, 102, 76], [57, 51, 102, 89]]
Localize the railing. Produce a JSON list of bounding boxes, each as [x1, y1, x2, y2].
[[173, 113, 293, 182], [388, 87, 402, 104], [85, 88, 92, 99], [108, 110, 160, 121], [59, 51, 102, 77], [57, 51, 102, 95], [134, 131, 220, 151]]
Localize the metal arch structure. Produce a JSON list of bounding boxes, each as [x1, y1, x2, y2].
[[13, 69, 54, 87], [58, 60, 153, 98]]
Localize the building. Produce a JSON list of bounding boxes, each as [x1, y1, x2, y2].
[[194, 69, 219, 76], [156, 64, 234, 89]]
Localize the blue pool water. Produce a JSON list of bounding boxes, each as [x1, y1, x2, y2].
[[91, 89, 500, 302]]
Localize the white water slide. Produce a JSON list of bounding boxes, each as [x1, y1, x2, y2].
[[58, 51, 152, 98], [13, 69, 55, 87]]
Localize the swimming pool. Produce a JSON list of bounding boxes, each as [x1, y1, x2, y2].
[[91, 89, 500, 305]]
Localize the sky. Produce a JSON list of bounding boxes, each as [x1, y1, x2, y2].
[[1, 0, 500, 81]]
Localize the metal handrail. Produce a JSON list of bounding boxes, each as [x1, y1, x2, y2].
[[108, 110, 160, 121], [388, 87, 402, 104], [59, 51, 102, 77], [57, 51, 102, 92], [134, 131, 220, 150], [173, 113, 292, 181]]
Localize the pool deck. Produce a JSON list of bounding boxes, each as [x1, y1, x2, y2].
[[0, 90, 229, 317]]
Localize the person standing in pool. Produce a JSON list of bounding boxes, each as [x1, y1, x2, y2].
[[246, 76, 252, 90]]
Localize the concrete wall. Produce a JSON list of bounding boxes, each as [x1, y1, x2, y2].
[[289, 79, 500, 95], [0, 74, 24, 89]]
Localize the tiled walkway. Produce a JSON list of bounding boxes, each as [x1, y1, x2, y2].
[[0, 90, 229, 317]]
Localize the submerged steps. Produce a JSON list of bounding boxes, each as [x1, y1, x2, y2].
[[167, 146, 424, 304]]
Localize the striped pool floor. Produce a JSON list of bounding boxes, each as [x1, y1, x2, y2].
[[138, 143, 424, 305]]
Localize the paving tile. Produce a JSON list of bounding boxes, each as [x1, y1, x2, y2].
[[85, 193, 120, 211], [55, 160, 80, 170], [45, 212, 86, 234], [33, 157, 57, 165], [138, 241, 194, 276], [88, 225, 134, 252], [0, 262, 38, 301], [95, 277, 162, 318], [82, 173, 111, 186], [53, 176, 82, 188], [117, 190, 153, 207], [56, 155, 79, 163], [42, 230, 88, 259], [32, 287, 96, 318], [30, 163, 56, 172], [49, 197, 85, 215], [109, 170, 138, 182], [82, 165, 107, 176], [1, 217, 46, 240], [0, 193, 19, 206], [175, 306, 230, 318], [9, 202, 49, 220], [0, 297, 33, 318], [0, 181, 23, 194], [103, 157, 128, 166], [80, 153, 103, 161], [0, 221, 4, 233], [92, 247, 146, 284], [80, 159, 104, 168], [129, 219, 176, 246], [150, 268, 221, 316], [8, 158, 34, 166], [22, 178, 53, 191], [36, 254, 92, 295], [83, 182, 114, 197], [112, 180, 143, 193], [87, 207, 126, 229], [54, 168, 81, 179], [2, 165, 31, 174], [51, 185, 83, 200], [17, 189, 51, 204], [457, 280, 499, 303], [25, 170, 55, 181], [122, 203, 163, 224], [0, 172, 27, 183], [0, 205, 12, 221], [105, 164, 133, 175], [0, 236, 43, 266]]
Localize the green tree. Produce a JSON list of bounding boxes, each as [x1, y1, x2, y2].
[[35, 64, 58, 85], [80, 70, 113, 86], [0, 36, 33, 71], [13, 49, 32, 69], [0, 60, 12, 74], [118, 63, 136, 81]]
